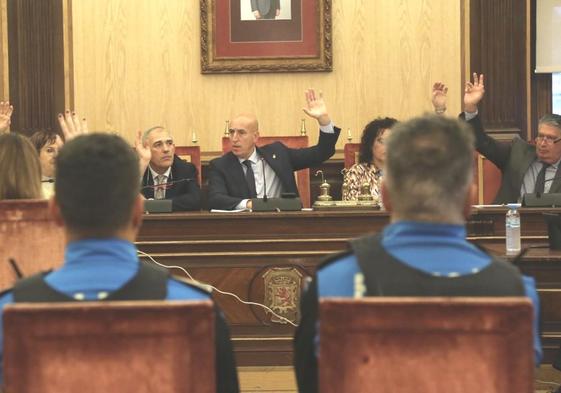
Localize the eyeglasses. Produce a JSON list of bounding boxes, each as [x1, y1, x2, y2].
[[535, 135, 561, 145]]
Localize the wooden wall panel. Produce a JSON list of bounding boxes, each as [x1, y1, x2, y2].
[[469, 0, 528, 139], [71, 0, 463, 155], [7, 0, 66, 135], [469, 0, 554, 141], [0, 0, 8, 100], [530, 0, 552, 136]]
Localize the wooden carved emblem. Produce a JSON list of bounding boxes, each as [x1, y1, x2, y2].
[[262, 267, 303, 324]]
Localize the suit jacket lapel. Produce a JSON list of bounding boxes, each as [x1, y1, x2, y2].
[[227, 153, 252, 197], [166, 164, 177, 198], [143, 170, 155, 199], [515, 147, 538, 190], [550, 165, 561, 193], [257, 146, 285, 183]]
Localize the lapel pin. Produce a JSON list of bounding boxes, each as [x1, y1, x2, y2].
[[273, 154, 276, 159]]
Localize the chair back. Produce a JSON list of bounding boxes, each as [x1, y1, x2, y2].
[[473, 153, 502, 204], [0, 199, 64, 291], [3, 300, 215, 393], [343, 143, 361, 169], [222, 135, 311, 207], [175, 145, 202, 185], [319, 297, 533, 393]]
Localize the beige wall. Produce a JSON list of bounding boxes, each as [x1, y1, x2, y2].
[[71, 0, 463, 156]]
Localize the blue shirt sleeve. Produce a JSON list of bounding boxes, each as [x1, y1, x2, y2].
[[0, 292, 14, 385]]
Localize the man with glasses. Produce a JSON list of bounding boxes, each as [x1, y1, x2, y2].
[[136, 126, 201, 211], [463, 73, 561, 203]]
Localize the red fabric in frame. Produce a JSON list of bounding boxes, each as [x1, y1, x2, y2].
[[215, 0, 318, 58]]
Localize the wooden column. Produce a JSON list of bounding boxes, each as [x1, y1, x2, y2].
[[469, 0, 552, 141], [7, 0, 71, 136]]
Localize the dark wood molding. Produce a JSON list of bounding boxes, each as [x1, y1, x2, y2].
[[7, 0, 66, 136], [469, 0, 528, 138], [530, 0, 553, 138], [470, 0, 554, 141]]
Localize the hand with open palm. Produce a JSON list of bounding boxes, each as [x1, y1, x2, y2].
[[303, 89, 331, 126]]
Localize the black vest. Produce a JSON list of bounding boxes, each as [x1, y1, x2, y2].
[[13, 262, 169, 302], [349, 234, 525, 297]]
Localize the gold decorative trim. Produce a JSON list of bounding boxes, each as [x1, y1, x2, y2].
[[138, 251, 332, 258], [232, 337, 292, 342], [136, 238, 348, 246]]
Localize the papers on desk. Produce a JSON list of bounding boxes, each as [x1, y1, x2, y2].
[[210, 208, 249, 213]]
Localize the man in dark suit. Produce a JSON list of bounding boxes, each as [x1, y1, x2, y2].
[[136, 126, 201, 211], [208, 89, 340, 210], [251, 0, 280, 19], [462, 73, 561, 203]]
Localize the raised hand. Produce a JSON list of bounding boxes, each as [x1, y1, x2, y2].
[[134, 130, 151, 176], [302, 88, 331, 126], [431, 82, 448, 114], [58, 110, 88, 141], [464, 73, 485, 113], [0, 101, 14, 133]]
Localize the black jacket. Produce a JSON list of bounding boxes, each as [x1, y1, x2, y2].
[[141, 155, 201, 211], [208, 128, 340, 210]]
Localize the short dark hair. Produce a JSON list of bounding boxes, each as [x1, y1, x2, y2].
[[539, 114, 561, 131], [55, 133, 140, 237], [29, 130, 58, 153], [358, 117, 398, 164], [385, 115, 474, 221]]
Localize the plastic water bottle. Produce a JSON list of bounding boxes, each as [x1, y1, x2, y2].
[[505, 203, 521, 255]]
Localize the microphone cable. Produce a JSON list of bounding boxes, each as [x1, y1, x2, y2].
[[137, 249, 298, 327]]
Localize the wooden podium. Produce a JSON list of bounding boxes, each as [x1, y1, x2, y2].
[[319, 298, 534, 393], [3, 300, 216, 393]]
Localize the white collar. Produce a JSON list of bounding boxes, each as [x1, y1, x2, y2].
[[149, 165, 172, 180], [238, 148, 259, 165]]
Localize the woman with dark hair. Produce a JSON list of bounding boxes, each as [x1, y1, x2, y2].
[[0, 133, 42, 200], [29, 130, 61, 198], [342, 117, 397, 202]]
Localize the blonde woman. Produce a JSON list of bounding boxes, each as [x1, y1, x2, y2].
[[0, 133, 42, 200]]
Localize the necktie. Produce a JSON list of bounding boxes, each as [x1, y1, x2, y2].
[[154, 174, 166, 200], [243, 160, 257, 198], [534, 163, 551, 194]]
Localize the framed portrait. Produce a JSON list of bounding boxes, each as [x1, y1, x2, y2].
[[200, 0, 332, 73]]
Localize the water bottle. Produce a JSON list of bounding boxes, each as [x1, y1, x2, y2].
[[505, 203, 521, 255]]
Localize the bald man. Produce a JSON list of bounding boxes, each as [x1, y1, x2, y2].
[[208, 89, 340, 210]]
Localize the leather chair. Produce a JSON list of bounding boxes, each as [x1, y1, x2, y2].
[[319, 297, 533, 393], [0, 199, 64, 291], [175, 145, 202, 185], [3, 300, 216, 393], [343, 143, 361, 169]]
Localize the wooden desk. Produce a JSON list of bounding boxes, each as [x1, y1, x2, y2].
[[136, 208, 561, 365]]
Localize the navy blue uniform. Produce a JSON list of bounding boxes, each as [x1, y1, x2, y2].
[[0, 238, 239, 392]]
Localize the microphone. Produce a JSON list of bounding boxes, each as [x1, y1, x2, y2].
[[261, 158, 268, 202], [536, 176, 561, 198], [140, 178, 192, 191], [8, 258, 24, 279]]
